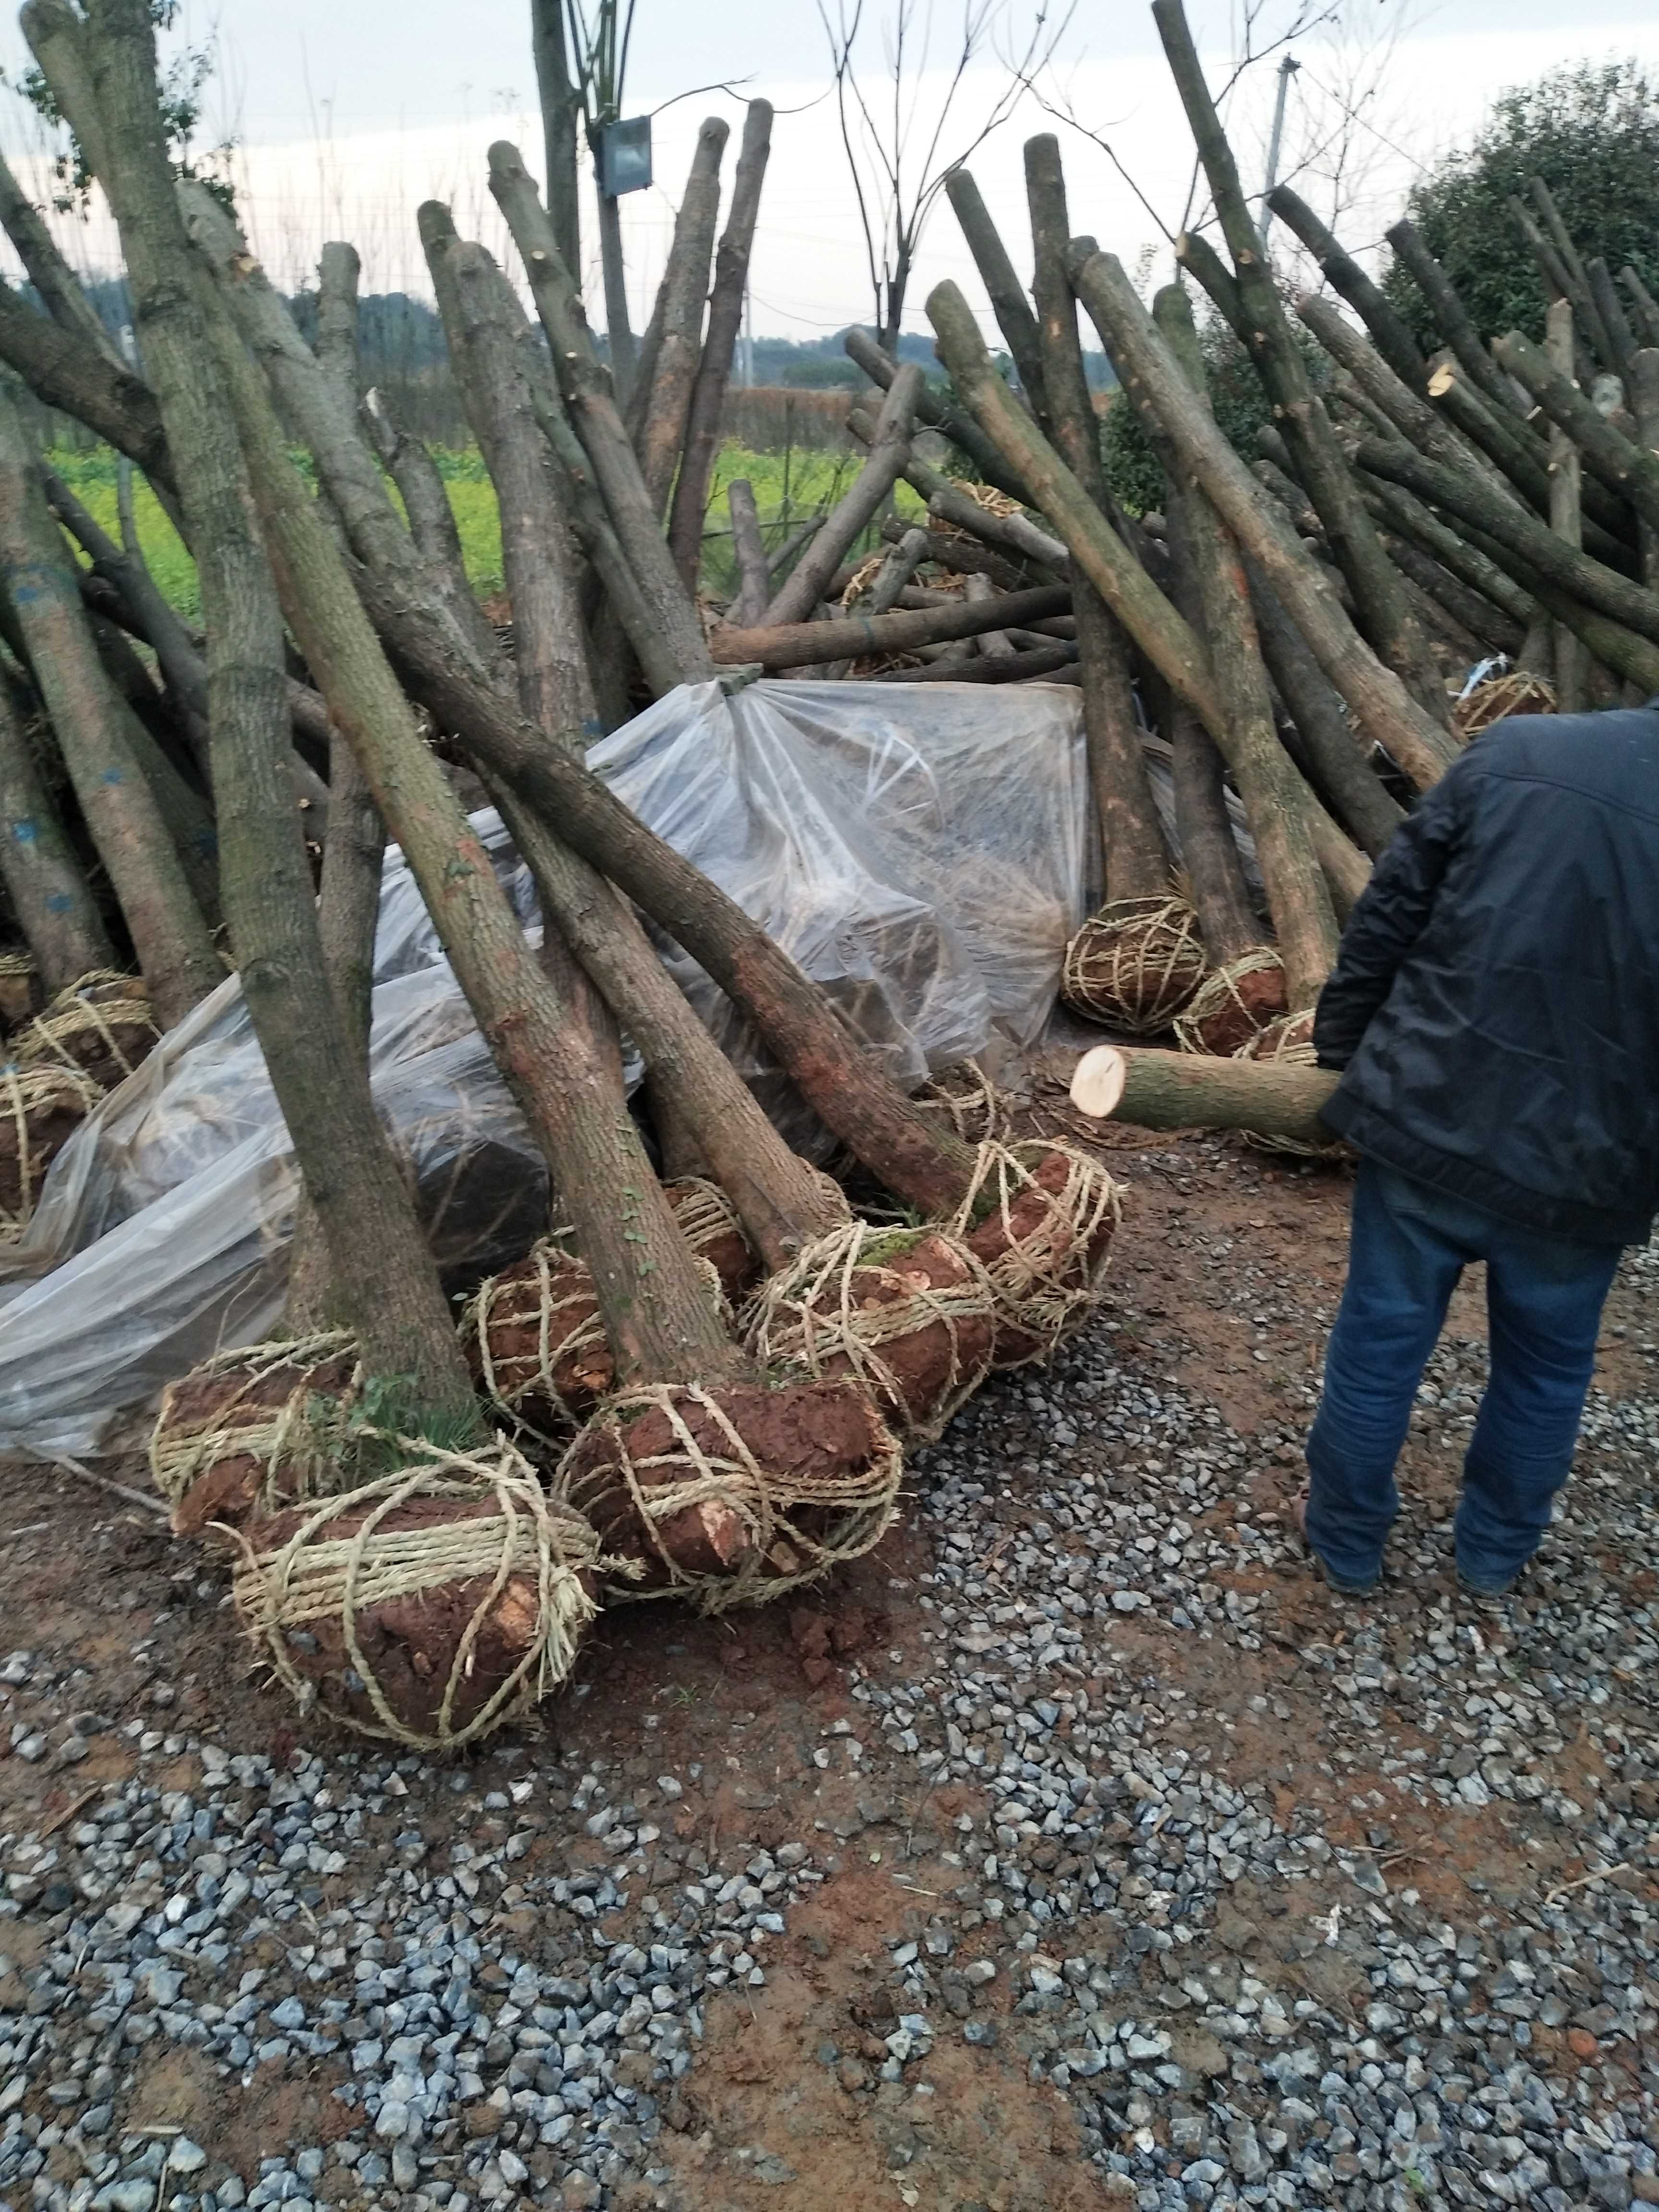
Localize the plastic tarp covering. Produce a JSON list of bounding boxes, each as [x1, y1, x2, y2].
[[0, 677, 1088, 1456]]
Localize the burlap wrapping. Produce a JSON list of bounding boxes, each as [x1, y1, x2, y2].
[[1172, 948, 1286, 1058], [461, 1179, 749, 1446], [954, 1138, 1124, 1368], [1062, 897, 1209, 1034], [0, 1062, 99, 1236], [1235, 1010, 1348, 1162], [746, 1220, 998, 1442], [556, 1379, 904, 1613], [1454, 670, 1553, 738], [233, 1443, 600, 1749], [149, 1331, 363, 1536], [13, 971, 158, 1090]]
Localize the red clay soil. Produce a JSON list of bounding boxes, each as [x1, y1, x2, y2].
[[560, 1378, 897, 1590], [242, 1490, 552, 1739], [1065, 906, 1208, 1030], [964, 1143, 1119, 1367], [1185, 961, 1287, 1056], [161, 1345, 361, 1537], [0, 1073, 96, 1222]]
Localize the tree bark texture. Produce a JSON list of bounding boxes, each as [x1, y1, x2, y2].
[[1266, 186, 1425, 387], [1067, 250, 1457, 792], [842, 326, 1031, 505], [0, 143, 120, 364], [488, 142, 714, 680], [529, 0, 581, 279], [634, 117, 728, 518], [72, 0, 473, 1416], [758, 365, 923, 629], [1025, 132, 1170, 904], [726, 477, 769, 625], [668, 101, 772, 587], [1151, 0, 1448, 729], [1631, 351, 1659, 593], [594, 187, 637, 409], [0, 672, 116, 990], [712, 582, 1070, 670], [942, 168, 1049, 424], [1543, 301, 1585, 712], [1494, 328, 1659, 539], [0, 384, 218, 1025], [1072, 1040, 1338, 1146], [1377, 531, 1525, 658], [314, 241, 361, 415]]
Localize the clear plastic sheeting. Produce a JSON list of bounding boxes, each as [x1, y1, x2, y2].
[[0, 677, 1088, 1456]]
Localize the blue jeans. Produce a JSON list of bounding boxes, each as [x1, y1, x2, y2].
[[1305, 1160, 1621, 1592]]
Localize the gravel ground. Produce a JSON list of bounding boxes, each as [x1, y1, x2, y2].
[[3, 1131, 1658, 2212]]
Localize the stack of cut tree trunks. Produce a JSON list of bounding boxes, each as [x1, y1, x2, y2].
[[0, 0, 1651, 1749]]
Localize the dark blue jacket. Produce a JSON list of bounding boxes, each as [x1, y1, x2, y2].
[[1314, 703, 1659, 1248]]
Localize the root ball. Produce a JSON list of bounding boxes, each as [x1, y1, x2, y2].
[[1062, 898, 1208, 1034]]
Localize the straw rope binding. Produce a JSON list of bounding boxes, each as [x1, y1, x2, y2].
[[745, 1219, 998, 1442], [1172, 947, 1287, 1058], [232, 1441, 600, 1749], [557, 1380, 904, 1614], [953, 1138, 1125, 1368], [13, 971, 158, 1089], [1062, 897, 1209, 1035], [0, 1061, 99, 1236], [149, 1330, 364, 1535], [911, 1059, 1006, 1146], [1454, 669, 1554, 737], [1235, 1010, 1348, 1161]]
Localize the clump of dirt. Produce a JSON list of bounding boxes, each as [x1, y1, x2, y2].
[[1175, 956, 1287, 1057], [152, 1337, 361, 1536], [963, 1142, 1121, 1367]]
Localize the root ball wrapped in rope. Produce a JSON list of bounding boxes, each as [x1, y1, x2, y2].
[[0, 1062, 99, 1236], [911, 1059, 1006, 1147], [746, 1221, 997, 1442], [1172, 949, 1287, 1058], [233, 1444, 600, 1749], [557, 1380, 903, 1611], [150, 1332, 363, 1536], [0, 948, 38, 1030], [1062, 898, 1209, 1034], [461, 1180, 755, 1445], [14, 972, 159, 1091], [955, 1140, 1124, 1368]]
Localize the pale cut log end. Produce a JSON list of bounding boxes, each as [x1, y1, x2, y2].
[[1070, 1044, 1128, 1120]]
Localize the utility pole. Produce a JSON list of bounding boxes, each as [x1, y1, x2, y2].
[[1257, 55, 1300, 253]]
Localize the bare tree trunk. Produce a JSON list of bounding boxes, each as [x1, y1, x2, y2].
[[1265, 185, 1425, 388], [1162, 512, 1260, 966], [942, 167, 1048, 422], [0, 674, 116, 989], [595, 189, 637, 409], [668, 101, 772, 589], [1360, 472, 1538, 631], [759, 366, 924, 629], [1152, 0, 1448, 729], [713, 583, 1070, 669], [0, 143, 118, 363], [1071, 1040, 1337, 1146], [67, 0, 473, 1417], [314, 241, 361, 413], [1632, 351, 1659, 594], [529, 0, 581, 280], [1372, 530, 1525, 659], [0, 384, 218, 1024], [488, 142, 714, 679], [209, 268, 744, 1391], [842, 327, 1031, 505], [727, 478, 769, 624], [1067, 250, 1458, 789], [1493, 329, 1659, 537], [1543, 301, 1585, 711], [1384, 219, 1527, 419], [1024, 132, 1170, 903], [1529, 178, 1620, 373], [634, 117, 728, 518]]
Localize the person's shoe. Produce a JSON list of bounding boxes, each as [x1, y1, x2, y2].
[[1291, 1486, 1380, 1599], [1457, 1568, 1519, 1601]]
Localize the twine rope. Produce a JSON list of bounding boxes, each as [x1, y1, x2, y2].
[[1173, 947, 1285, 1057], [232, 1442, 599, 1749], [1236, 1012, 1346, 1161], [911, 1059, 1005, 1146], [0, 1062, 97, 1234], [951, 1139, 1124, 1364], [557, 1382, 903, 1615], [16, 971, 156, 1083], [746, 1221, 997, 1443], [149, 1330, 362, 1515]]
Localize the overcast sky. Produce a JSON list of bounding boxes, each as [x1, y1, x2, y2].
[[1, 0, 1655, 343]]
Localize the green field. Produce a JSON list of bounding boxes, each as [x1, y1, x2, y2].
[[48, 440, 925, 618]]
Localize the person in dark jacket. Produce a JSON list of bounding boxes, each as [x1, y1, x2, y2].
[[1299, 699, 1659, 1599]]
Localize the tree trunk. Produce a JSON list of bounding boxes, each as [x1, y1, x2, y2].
[[843, 327, 1032, 505], [487, 141, 714, 680], [1162, 509, 1260, 966], [1070, 1040, 1338, 1146], [1065, 250, 1457, 791], [595, 188, 637, 409], [633, 117, 728, 517], [1244, 564, 1406, 857], [713, 582, 1070, 670], [941, 168, 1049, 424], [1494, 328, 1659, 538], [0, 673, 116, 989], [668, 101, 771, 588], [727, 478, 769, 625], [1382, 219, 1525, 418], [1151, 0, 1448, 730], [1377, 530, 1525, 659], [529, 0, 581, 280], [0, 143, 120, 364], [1024, 132, 1170, 904], [1443, 517, 1659, 693], [900, 452, 1067, 572], [1587, 258, 1637, 380], [1632, 351, 1659, 594], [860, 526, 930, 615], [210, 275, 743, 1391], [1528, 179, 1620, 373], [0, 383, 218, 1025], [1360, 472, 1538, 630], [1543, 301, 1585, 712], [314, 241, 361, 413], [72, 0, 474, 1420], [1151, 284, 1338, 1010], [1353, 434, 1659, 646], [1265, 185, 1425, 387], [758, 366, 924, 629]]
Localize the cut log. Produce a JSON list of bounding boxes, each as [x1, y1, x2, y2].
[[1384, 219, 1527, 422], [727, 477, 770, 625], [1070, 1040, 1338, 1145], [0, 675, 115, 992], [669, 101, 772, 588], [1493, 327, 1659, 539], [1632, 351, 1659, 593], [1266, 186, 1425, 387], [1025, 132, 1171, 904], [634, 116, 728, 518], [711, 582, 1070, 670], [758, 364, 924, 630], [1543, 301, 1585, 713], [942, 168, 1049, 422], [844, 326, 1031, 504]]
